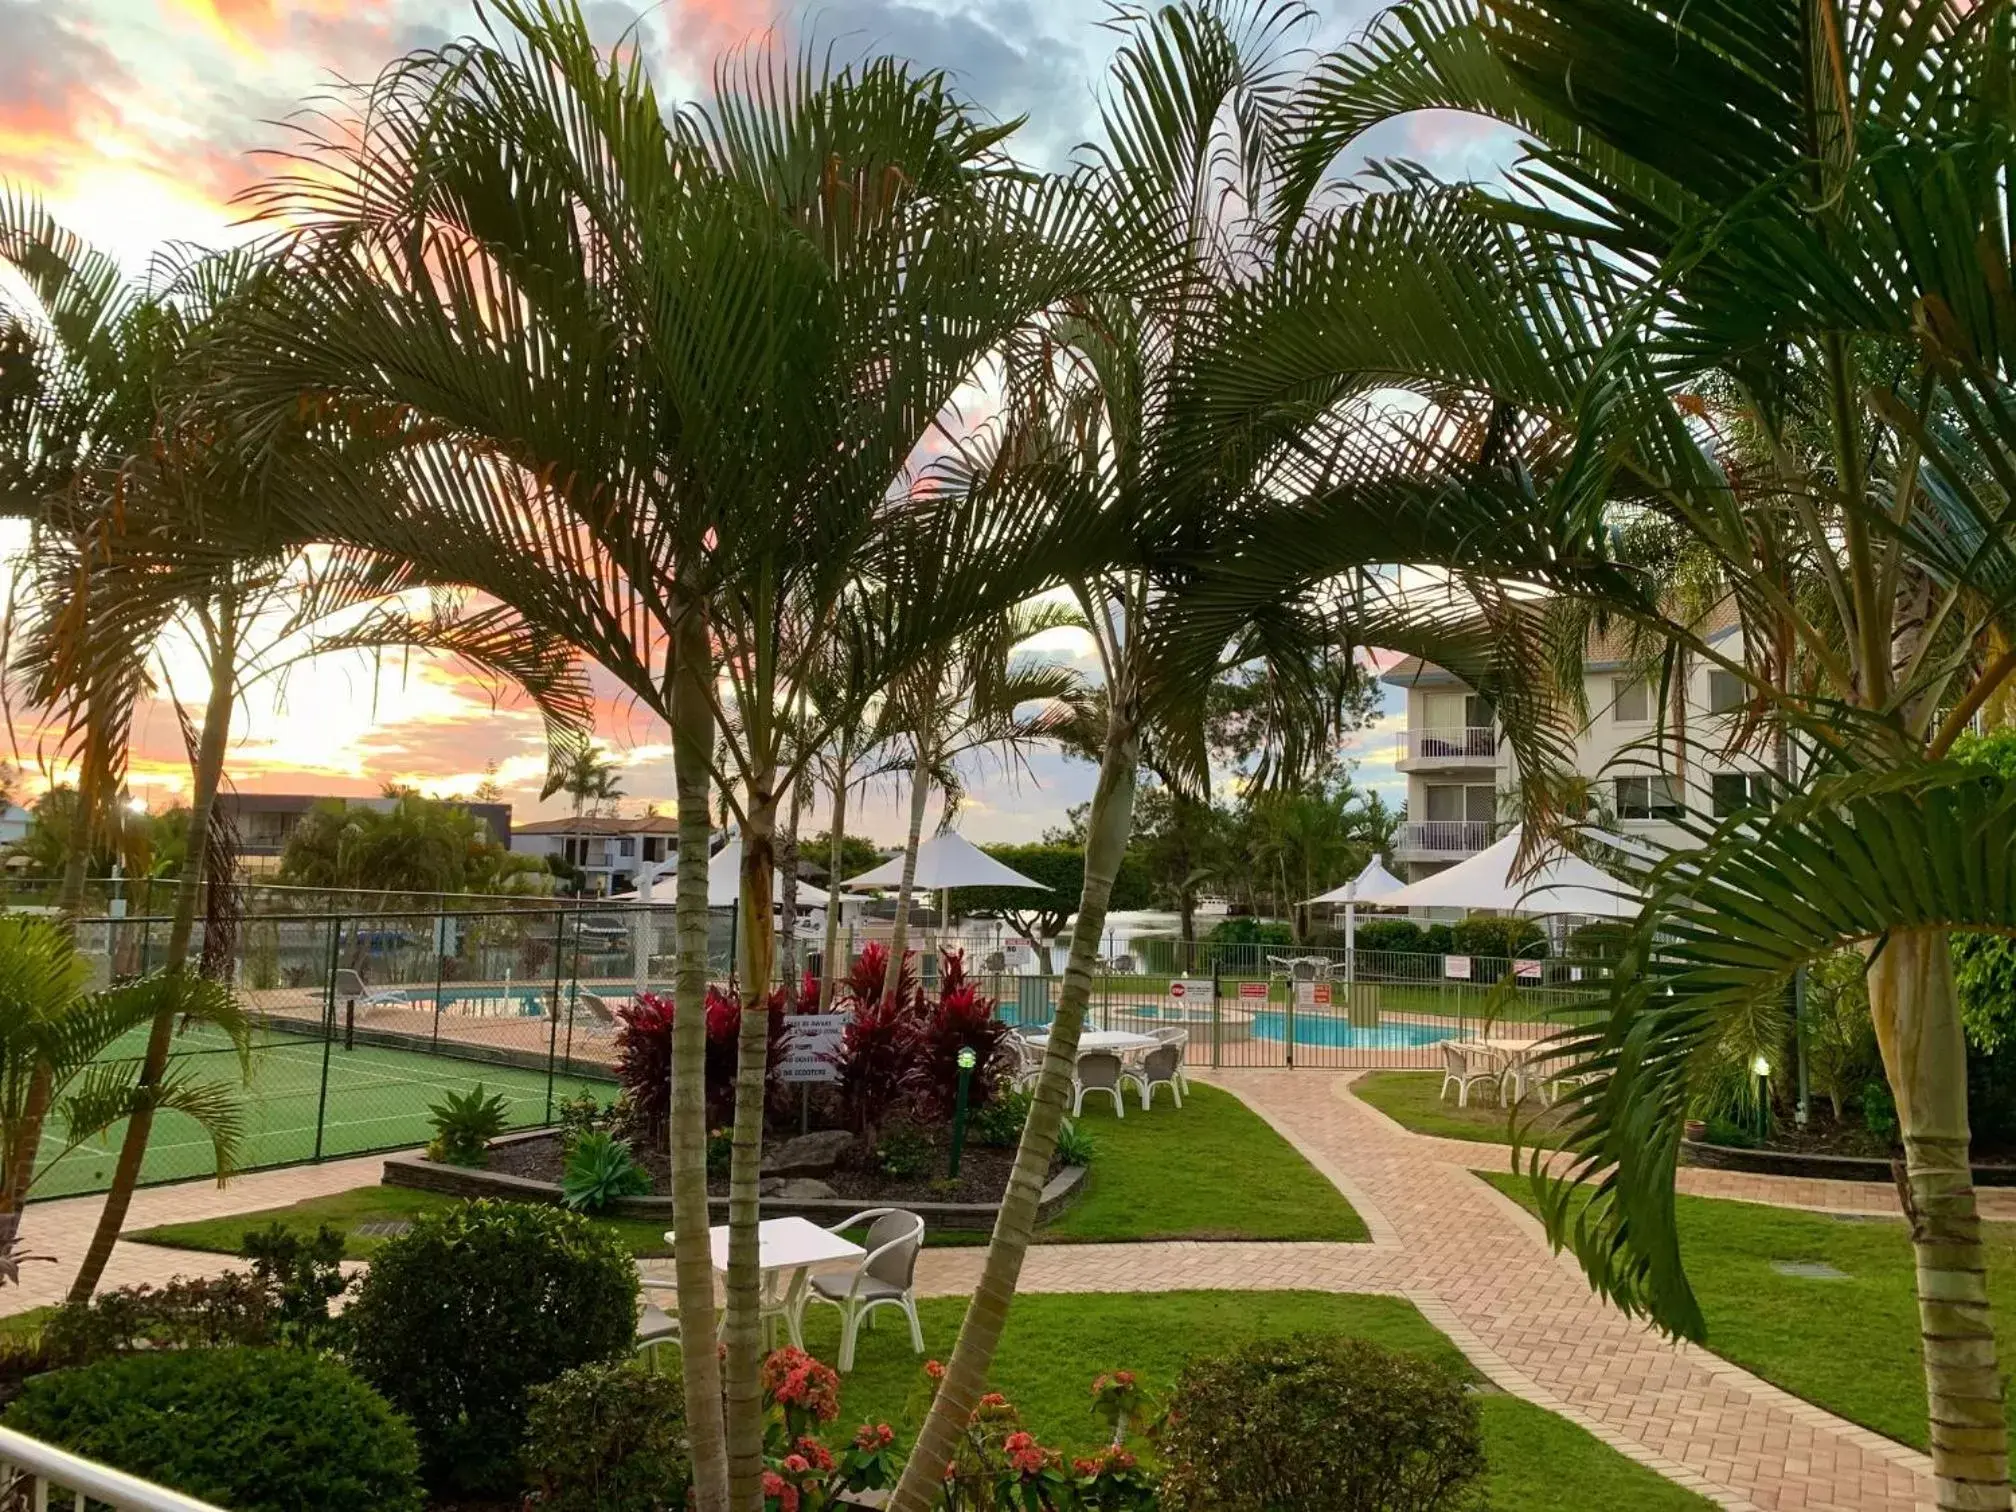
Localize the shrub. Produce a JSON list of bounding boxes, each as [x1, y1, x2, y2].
[[1157, 1335, 1486, 1512], [5, 1347, 421, 1512], [344, 1200, 638, 1500], [1352, 919, 1427, 956], [833, 951, 924, 1140], [1450, 916, 1546, 963], [425, 1083, 511, 1166], [43, 1272, 275, 1363], [1566, 919, 1632, 962], [524, 1358, 688, 1512], [562, 1131, 655, 1213], [616, 985, 791, 1136], [239, 1222, 349, 1347], [1055, 1118, 1097, 1167], [908, 950, 1014, 1118], [876, 1122, 935, 1179], [974, 1085, 1033, 1147], [555, 1088, 612, 1149], [1206, 918, 1295, 950]]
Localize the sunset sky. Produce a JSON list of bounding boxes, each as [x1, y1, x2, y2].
[[1, 0, 1505, 840]]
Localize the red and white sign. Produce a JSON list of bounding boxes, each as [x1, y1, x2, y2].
[[1444, 955, 1473, 980], [1512, 959, 1543, 980], [1293, 982, 1333, 1009], [1167, 978, 1213, 1003], [1237, 980, 1270, 1000]]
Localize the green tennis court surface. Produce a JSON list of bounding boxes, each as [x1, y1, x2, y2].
[[31, 1025, 610, 1201]]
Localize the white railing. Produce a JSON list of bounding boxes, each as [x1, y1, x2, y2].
[[1397, 726, 1500, 762], [0, 1426, 226, 1511], [1396, 820, 1494, 855]]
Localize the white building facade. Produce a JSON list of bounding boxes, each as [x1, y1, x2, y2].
[[510, 815, 677, 896], [1382, 618, 1776, 882]]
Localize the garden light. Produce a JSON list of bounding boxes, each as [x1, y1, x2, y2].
[[949, 1048, 979, 1179], [1752, 1054, 1771, 1078]]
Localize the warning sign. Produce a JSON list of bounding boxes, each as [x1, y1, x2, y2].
[[1237, 980, 1270, 1000], [1444, 955, 1473, 980], [1293, 981, 1333, 1009], [1512, 959, 1543, 980], [777, 1015, 845, 1084], [1167, 978, 1213, 1003]]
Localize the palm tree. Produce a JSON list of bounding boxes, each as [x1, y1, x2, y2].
[[556, 745, 626, 894], [0, 915, 252, 1277], [0, 212, 596, 1304], [1288, 0, 2016, 1502], [885, 6, 1625, 1501], [879, 603, 1084, 1002], [208, 6, 1107, 1505]]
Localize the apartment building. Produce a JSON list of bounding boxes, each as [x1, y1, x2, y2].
[[220, 793, 513, 869], [1381, 615, 1773, 881], [510, 814, 678, 896]]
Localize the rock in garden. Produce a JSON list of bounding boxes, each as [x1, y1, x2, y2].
[[776, 1177, 838, 1200], [759, 1177, 787, 1197], [761, 1129, 855, 1177]]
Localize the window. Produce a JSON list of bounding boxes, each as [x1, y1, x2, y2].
[[1707, 670, 1745, 715], [1711, 772, 1772, 817], [1616, 774, 1685, 820], [617, 838, 636, 858], [1612, 676, 1651, 723], [643, 838, 665, 863], [1424, 784, 1496, 822]]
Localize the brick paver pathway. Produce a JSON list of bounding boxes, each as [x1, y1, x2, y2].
[[0, 1155, 389, 1314], [1194, 1070, 1934, 1512]]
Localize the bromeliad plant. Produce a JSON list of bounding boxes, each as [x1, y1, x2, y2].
[[423, 1085, 510, 1167]]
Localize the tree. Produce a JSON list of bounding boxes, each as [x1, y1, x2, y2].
[[1294, 0, 2016, 1502], [276, 794, 543, 899], [962, 843, 1150, 969], [0, 915, 252, 1227], [885, 6, 1615, 1502], [556, 745, 625, 894], [214, 8, 1108, 1506], [879, 604, 1084, 1003], [1240, 774, 1397, 940], [801, 832, 886, 885]]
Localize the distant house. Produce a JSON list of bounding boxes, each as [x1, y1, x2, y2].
[[0, 804, 30, 848], [510, 814, 678, 896], [218, 793, 514, 869]]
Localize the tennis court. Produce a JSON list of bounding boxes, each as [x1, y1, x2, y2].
[[31, 1024, 612, 1202]]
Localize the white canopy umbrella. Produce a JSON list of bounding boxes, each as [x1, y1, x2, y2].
[[842, 831, 1050, 893], [609, 840, 831, 907], [1306, 854, 1407, 986], [1381, 827, 1640, 918]]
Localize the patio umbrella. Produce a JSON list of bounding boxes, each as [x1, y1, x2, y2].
[[1305, 854, 1407, 986], [1380, 827, 1640, 918], [609, 840, 832, 907], [841, 831, 1050, 893]]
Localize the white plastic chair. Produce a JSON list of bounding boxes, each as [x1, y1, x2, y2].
[[331, 969, 408, 1009], [1438, 1041, 1501, 1108], [1147, 1026, 1191, 1092], [634, 1268, 680, 1371], [1010, 1032, 1047, 1091], [798, 1208, 926, 1371], [1134, 1042, 1184, 1110], [1073, 1050, 1127, 1118]]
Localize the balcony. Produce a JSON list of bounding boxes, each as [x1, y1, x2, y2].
[[1395, 726, 1502, 771], [1394, 820, 1495, 860]]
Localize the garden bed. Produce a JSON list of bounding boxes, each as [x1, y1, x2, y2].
[[383, 1129, 1087, 1232], [1680, 1135, 2016, 1186]]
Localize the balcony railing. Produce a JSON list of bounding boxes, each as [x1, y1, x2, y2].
[[1395, 820, 1494, 855], [0, 1425, 227, 1510], [1396, 726, 1501, 764]]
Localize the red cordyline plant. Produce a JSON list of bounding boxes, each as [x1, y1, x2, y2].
[[615, 984, 793, 1132], [830, 942, 925, 1143], [907, 949, 1014, 1119]]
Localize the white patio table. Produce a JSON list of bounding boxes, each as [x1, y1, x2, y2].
[[1027, 1028, 1161, 1056], [663, 1215, 865, 1350]]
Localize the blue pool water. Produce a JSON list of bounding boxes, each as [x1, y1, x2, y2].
[[1246, 1014, 1453, 1050]]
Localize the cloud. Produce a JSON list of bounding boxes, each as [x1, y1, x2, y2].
[[0, 2, 132, 182]]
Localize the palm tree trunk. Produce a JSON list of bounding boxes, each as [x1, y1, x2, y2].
[[887, 705, 1141, 1512], [669, 600, 729, 1512], [726, 766, 780, 1512], [779, 776, 803, 1001], [1, 1070, 52, 1215], [67, 603, 238, 1304], [883, 753, 931, 1007], [1868, 928, 2009, 1512], [820, 761, 850, 1010], [55, 724, 105, 920]]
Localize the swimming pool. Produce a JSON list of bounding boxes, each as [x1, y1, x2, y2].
[[1245, 1014, 1454, 1050]]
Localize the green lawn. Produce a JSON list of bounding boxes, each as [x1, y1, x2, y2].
[[131, 1184, 673, 1260], [1042, 1081, 1367, 1242], [797, 1290, 1711, 1512], [1353, 1070, 1568, 1147], [1478, 1169, 2016, 1451], [135, 1080, 1364, 1256]]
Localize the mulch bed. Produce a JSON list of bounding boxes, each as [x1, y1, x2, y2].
[[489, 1127, 1052, 1206]]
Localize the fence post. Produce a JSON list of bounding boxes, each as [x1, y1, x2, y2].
[[312, 914, 341, 1163], [431, 918, 446, 1054], [1284, 977, 1296, 1071], [563, 902, 584, 1077], [1211, 962, 1222, 1069], [542, 909, 567, 1124]]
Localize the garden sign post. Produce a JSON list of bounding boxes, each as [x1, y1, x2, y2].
[[949, 1046, 977, 1178]]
